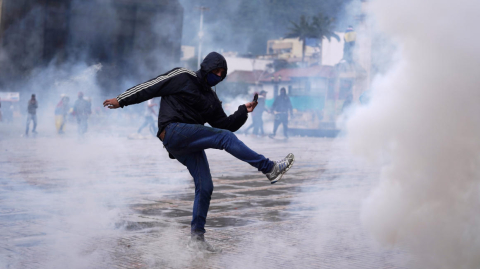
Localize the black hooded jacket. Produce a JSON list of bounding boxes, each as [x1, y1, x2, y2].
[[116, 52, 248, 136]]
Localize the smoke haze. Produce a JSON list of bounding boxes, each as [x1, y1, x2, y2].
[[347, 0, 480, 268], [4, 0, 479, 268], [178, 0, 350, 55]]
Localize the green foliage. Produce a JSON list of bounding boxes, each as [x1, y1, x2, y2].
[[312, 13, 341, 43], [284, 15, 317, 42], [284, 13, 340, 62]]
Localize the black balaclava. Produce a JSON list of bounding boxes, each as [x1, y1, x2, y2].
[[199, 52, 228, 87], [206, 72, 222, 86]]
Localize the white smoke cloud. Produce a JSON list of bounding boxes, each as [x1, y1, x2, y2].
[[347, 0, 480, 268]]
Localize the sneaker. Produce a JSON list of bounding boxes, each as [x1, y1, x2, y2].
[[187, 234, 222, 253], [266, 153, 295, 184]]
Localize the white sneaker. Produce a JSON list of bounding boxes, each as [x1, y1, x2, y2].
[[266, 153, 295, 184]]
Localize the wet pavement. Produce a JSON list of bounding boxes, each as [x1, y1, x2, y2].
[[0, 123, 410, 268]]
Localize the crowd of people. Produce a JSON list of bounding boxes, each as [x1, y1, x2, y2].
[[0, 92, 93, 137], [51, 91, 93, 136], [1, 88, 298, 139]]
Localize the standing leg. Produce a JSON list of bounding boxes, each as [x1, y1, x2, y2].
[[80, 118, 85, 135], [282, 115, 289, 138], [175, 151, 213, 235], [252, 116, 259, 135], [148, 117, 158, 136], [84, 116, 88, 133], [56, 115, 62, 133], [77, 116, 87, 136], [272, 118, 280, 136], [244, 122, 254, 134], [25, 114, 31, 135], [137, 116, 149, 133], [259, 116, 264, 136], [32, 114, 37, 133], [76, 117, 81, 135], [59, 115, 66, 133], [80, 116, 88, 134]]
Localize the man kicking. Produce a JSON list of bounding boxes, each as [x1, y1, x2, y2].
[[103, 52, 294, 253]]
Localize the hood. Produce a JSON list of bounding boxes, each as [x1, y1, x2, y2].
[[197, 52, 228, 81]]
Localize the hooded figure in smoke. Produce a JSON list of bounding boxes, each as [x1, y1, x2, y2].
[[103, 52, 295, 253], [270, 87, 293, 139], [73, 92, 91, 136], [25, 94, 38, 136]]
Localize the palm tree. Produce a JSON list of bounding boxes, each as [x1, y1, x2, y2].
[[284, 15, 316, 64], [311, 13, 340, 64], [284, 13, 340, 65]]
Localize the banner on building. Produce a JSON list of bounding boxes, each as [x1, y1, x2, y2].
[[0, 92, 20, 102]]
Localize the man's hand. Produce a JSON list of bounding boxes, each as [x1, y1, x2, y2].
[[245, 101, 257, 113], [103, 98, 120, 109]]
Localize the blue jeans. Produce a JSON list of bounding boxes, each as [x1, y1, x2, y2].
[[162, 123, 274, 234], [25, 114, 37, 134], [273, 113, 289, 137], [76, 116, 88, 135], [137, 116, 157, 135], [244, 114, 264, 136]]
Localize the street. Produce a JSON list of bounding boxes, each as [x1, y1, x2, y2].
[[0, 125, 409, 268]]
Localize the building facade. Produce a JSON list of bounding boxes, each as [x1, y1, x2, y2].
[[0, 0, 183, 93]]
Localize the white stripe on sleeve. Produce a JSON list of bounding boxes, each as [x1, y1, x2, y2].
[[117, 68, 197, 101]]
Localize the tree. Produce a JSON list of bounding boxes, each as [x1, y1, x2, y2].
[[311, 13, 341, 64], [284, 13, 340, 64]]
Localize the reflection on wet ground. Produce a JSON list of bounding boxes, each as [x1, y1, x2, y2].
[[0, 130, 410, 268]]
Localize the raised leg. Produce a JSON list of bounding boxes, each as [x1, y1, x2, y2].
[[163, 123, 274, 174]]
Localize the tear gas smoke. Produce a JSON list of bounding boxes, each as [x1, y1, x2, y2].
[[0, 0, 425, 268], [346, 0, 480, 268], [0, 65, 191, 268]]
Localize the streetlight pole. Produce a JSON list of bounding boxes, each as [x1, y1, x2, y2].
[[196, 6, 209, 68]]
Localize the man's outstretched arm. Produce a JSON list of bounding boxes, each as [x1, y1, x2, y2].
[[103, 68, 196, 109], [208, 101, 257, 132]]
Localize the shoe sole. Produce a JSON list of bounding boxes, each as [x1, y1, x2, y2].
[[270, 153, 295, 184]]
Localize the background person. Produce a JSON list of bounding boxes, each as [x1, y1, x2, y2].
[[25, 94, 38, 136], [137, 99, 158, 135], [269, 87, 293, 139], [343, 26, 356, 63], [244, 90, 267, 136], [243, 92, 259, 135], [73, 92, 91, 136], [55, 95, 70, 134], [253, 90, 267, 136]]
